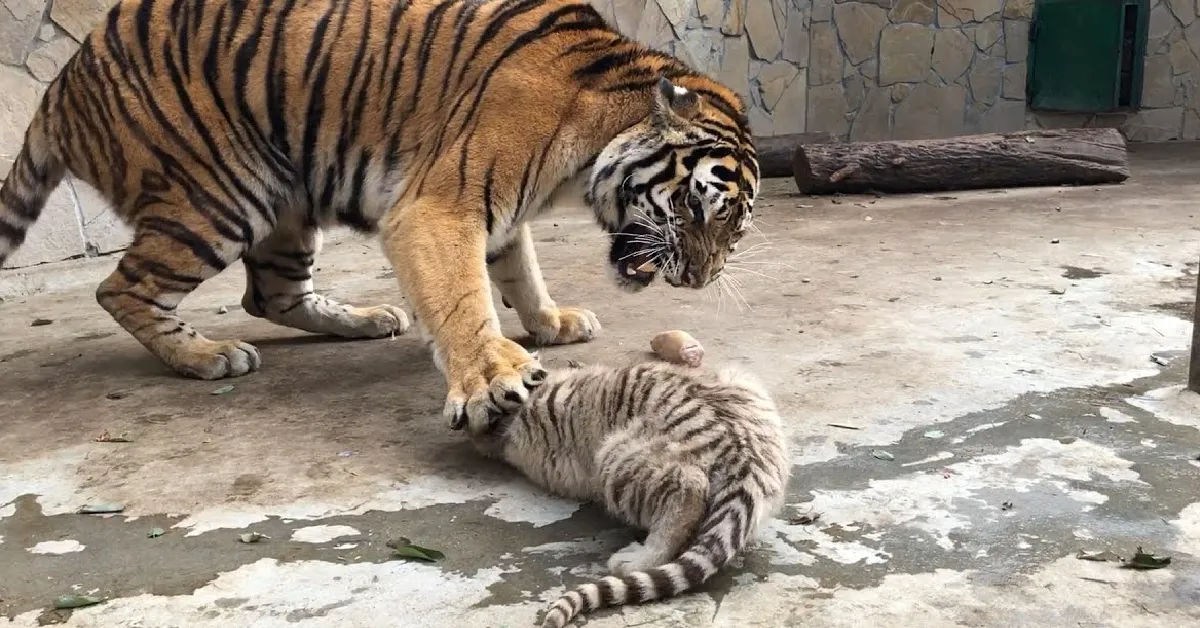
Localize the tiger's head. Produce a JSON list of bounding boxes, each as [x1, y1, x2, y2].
[[587, 77, 760, 292]]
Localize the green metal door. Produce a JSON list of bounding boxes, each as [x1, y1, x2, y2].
[[1028, 0, 1148, 112]]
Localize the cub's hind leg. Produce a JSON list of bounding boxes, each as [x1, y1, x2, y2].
[[598, 433, 709, 574], [97, 205, 260, 380], [241, 219, 409, 339]]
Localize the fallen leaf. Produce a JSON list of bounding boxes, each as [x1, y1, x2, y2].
[[31, 318, 54, 327], [1049, 288, 1066, 295], [1150, 353, 1171, 367], [1076, 549, 1121, 562], [211, 385, 235, 395], [1123, 547, 1171, 570], [238, 532, 267, 544], [1050, 238, 1061, 244], [53, 595, 104, 609], [148, 528, 165, 539], [78, 503, 125, 515], [924, 430, 944, 439], [387, 537, 445, 562], [216, 306, 229, 315], [105, 390, 132, 400], [827, 423, 861, 430], [789, 513, 821, 525], [1001, 500, 1013, 511], [94, 430, 132, 443], [871, 450, 894, 461]]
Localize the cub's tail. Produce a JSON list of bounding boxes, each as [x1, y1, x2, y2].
[[540, 488, 754, 628], [0, 113, 66, 267]]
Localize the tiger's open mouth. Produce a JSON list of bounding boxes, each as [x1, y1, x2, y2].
[[609, 223, 662, 290]]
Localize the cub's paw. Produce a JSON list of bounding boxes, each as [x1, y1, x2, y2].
[[332, 304, 411, 338], [443, 338, 547, 433], [530, 306, 601, 345], [607, 541, 665, 576]]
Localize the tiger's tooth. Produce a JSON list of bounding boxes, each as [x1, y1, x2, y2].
[[636, 261, 658, 273], [625, 265, 639, 276]]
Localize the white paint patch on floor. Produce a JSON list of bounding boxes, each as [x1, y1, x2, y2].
[[701, 555, 1196, 627], [902, 451, 955, 467], [0, 445, 98, 516], [1169, 502, 1200, 555], [522, 534, 615, 558], [9, 558, 515, 628], [170, 474, 582, 536], [485, 490, 580, 527], [1099, 406, 1138, 423], [791, 439, 1144, 551], [27, 539, 85, 554], [289, 525, 360, 544], [770, 517, 888, 564], [173, 511, 268, 537], [1127, 385, 1200, 431]]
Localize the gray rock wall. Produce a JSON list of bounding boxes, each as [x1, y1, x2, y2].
[[1, 0, 122, 269], [0, 0, 1198, 269]]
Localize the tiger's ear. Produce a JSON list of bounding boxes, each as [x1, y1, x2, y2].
[[654, 77, 701, 121]]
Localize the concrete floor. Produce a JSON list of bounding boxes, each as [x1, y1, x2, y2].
[[2, 144, 1199, 628]]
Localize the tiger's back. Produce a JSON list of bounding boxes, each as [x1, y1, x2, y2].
[[473, 361, 791, 627], [11, 0, 610, 237]]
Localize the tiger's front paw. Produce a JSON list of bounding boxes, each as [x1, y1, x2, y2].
[[443, 337, 547, 434], [529, 306, 601, 345]]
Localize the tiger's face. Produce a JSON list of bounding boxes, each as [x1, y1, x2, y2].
[[587, 79, 759, 292]]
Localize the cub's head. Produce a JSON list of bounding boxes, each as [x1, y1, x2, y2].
[[587, 77, 760, 291]]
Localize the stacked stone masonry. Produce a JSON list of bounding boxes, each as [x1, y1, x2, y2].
[[0, 0, 1198, 268]]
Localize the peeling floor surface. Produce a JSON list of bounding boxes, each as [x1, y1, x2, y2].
[[2, 144, 1199, 627]]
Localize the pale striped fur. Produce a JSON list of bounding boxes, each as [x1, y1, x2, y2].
[[469, 360, 790, 627]]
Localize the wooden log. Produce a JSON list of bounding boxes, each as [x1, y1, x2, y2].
[[791, 128, 1130, 195], [753, 132, 837, 178], [1189, 255, 1200, 394]]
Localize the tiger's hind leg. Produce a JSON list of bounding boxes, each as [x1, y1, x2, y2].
[[241, 219, 409, 339], [598, 433, 709, 575], [96, 207, 260, 380]]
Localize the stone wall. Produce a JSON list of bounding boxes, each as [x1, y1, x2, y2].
[[1, 0, 121, 268], [2, 0, 1200, 269]]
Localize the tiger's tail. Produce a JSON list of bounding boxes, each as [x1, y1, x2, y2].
[[0, 108, 66, 267], [540, 488, 755, 628]]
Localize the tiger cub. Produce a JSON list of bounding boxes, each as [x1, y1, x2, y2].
[[468, 360, 790, 628]]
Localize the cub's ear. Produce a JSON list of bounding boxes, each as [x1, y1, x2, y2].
[[654, 77, 701, 120]]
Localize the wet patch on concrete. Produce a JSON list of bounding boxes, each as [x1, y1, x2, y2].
[[1151, 300, 1195, 320], [1061, 265, 1108, 280]]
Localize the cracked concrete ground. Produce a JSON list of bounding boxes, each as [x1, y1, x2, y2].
[[2, 143, 1199, 628]]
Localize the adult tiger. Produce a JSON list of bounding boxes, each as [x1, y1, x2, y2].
[[0, 0, 759, 431]]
